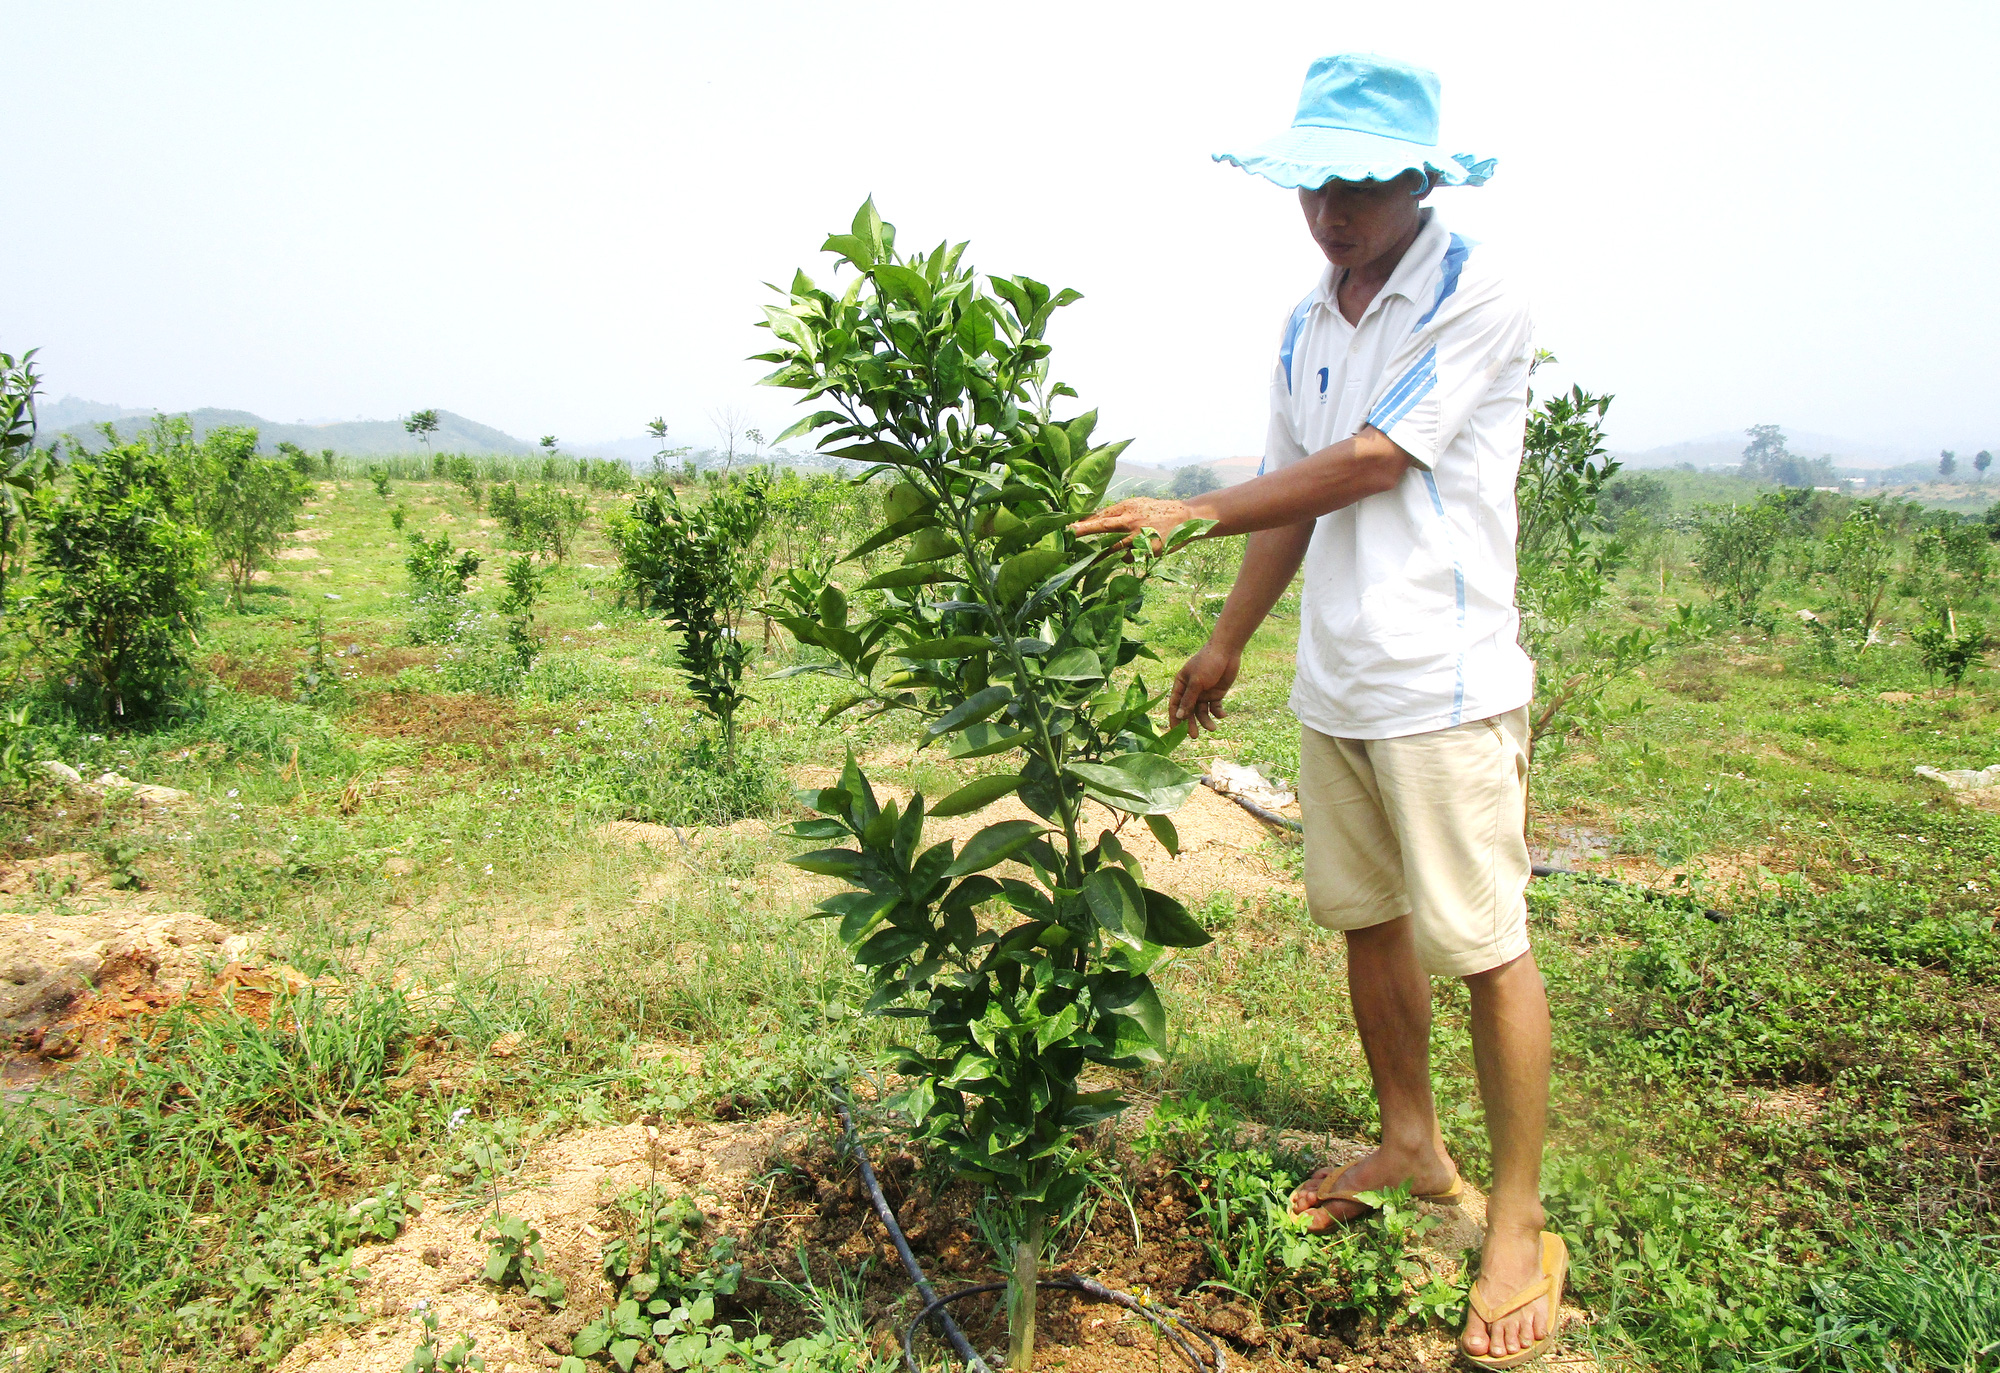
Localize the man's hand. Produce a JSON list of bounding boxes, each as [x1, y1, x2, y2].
[[1069, 496, 1195, 549], [1170, 642, 1241, 739]]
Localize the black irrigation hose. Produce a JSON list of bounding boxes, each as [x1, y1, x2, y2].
[[833, 1089, 1225, 1373], [832, 1092, 990, 1373], [1199, 775, 1725, 923]]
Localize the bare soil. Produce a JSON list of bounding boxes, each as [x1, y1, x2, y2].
[[274, 1110, 1600, 1373]]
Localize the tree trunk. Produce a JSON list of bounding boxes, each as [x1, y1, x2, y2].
[[1007, 1209, 1044, 1369]]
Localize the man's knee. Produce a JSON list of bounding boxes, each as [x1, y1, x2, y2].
[[1341, 912, 1413, 951], [1461, 948, 1540, 991]]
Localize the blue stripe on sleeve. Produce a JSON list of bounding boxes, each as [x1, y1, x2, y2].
[[1278, 291, 1316, 393], [1412, 234, 1470, 333], [1367, 345, 1437, 431]]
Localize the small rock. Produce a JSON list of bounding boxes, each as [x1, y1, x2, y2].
[[488, 1031, 525, 1058], [37, 760, 82, 786], [1916, 763, 2000, 792], [130, 783, 191, 805], [422, 1247, 446, 1268]]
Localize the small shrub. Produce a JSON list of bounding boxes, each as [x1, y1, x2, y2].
[[27, 437, 207, 721], [1693, 498, 1786, 625], [174, 423, 313, 609], [1912, 604, 1989, 687], [294, 614, 351, 708], [607, 477, 769, 763], [404, 532, 481, 645], [369, 465, 392, 497]]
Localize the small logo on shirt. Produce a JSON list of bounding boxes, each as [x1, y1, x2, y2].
[[1317, 366, 1329, 402]]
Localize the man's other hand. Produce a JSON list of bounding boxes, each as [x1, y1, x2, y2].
[[1070, 497, 1195, 548], [1171, 642, 1241, 739]]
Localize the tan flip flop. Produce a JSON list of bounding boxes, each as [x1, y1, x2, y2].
[[1459, 1231, 1568, 1369], [1293, 1160, 1465, 1228]]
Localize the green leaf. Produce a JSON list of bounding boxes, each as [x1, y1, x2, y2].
[[773, 410, 843, 445], [944, 820, 1045, 877], [1066, 753, 1196, 815], [925, 684, 1012, 738], [895, 635, 994, 659], [940, 874, 1003, 913], [845, 510, 937, 563], [1061, 1089, 1126, 1128], [856, 926, 925, 967], [1143, 888, 1212, 947], [1040, 647, 1103, 681], [929, 773, 1023, 819], [860, 560, 957, 590], [872, 263, 934, 310], [780, 818, 848, 840], [819, 693, 870, 724], [948, 722, 1027, 759], [1035, 1002, 1081, 1052], [1082, 866, 1145, 948], [786, 848, 868, 878], [823, 889, 899, 943], [1144, 812, 1180, 855], [995, 547, 1065, 603], [955, 303, 996, 356], [830, 439, 923, 467], [1094, 973, 1167, 1063], [820, 233, 874, 268]]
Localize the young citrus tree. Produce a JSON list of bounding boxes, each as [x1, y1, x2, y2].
[[607, 474, 770, 766], [755, 201, 1208, 1368]]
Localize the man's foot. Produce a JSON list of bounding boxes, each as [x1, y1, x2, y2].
[[1288, 1144, 1458, 1232], [1460, 1218, 1555, 1364]]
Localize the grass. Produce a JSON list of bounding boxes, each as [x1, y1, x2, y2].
[[0, 473, 1995, 1370]]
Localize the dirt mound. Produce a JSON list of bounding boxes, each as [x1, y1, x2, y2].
[[0, 859, 256, 1037]]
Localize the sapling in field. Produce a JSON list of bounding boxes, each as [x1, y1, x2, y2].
[[0, 348, 52, 608], [608, 474, 770, 765], [757, 200, 1209, 1368]]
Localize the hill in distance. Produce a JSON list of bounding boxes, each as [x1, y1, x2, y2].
[[40, 399, 539, 458], [1612, 429, 1966, 471]]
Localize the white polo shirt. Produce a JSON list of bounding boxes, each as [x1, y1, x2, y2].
[[1262, 208, 1535, 740]]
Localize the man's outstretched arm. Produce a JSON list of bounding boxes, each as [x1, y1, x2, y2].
[[1168, 522, 1313, 737], [1072, 426, 1409, 542]]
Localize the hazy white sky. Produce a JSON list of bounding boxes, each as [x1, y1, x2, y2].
[[12, 1, 1999, 462]]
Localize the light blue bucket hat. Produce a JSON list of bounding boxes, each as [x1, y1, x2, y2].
[[1214, 53, 1495, 190]]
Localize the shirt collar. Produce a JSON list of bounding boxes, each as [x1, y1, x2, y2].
[[1312, 208, 1449, 319]]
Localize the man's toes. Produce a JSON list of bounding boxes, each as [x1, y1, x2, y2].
[[1459, 1316, 1490, 1357]]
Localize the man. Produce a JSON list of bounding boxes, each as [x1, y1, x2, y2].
[[1075, 54, 1561, 1369]]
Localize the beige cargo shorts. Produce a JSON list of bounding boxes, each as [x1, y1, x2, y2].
[[1297, 706, 1532, 978]]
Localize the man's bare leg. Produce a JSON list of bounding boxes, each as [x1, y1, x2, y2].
[[1292, 915, 1456, 1225], [1458, 950, 1553, 1362]]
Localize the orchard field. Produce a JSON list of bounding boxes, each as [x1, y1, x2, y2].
[[2, 357, 1999, 1367]]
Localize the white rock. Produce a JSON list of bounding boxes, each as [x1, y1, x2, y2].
[[1915, 764, 2000, 791], [37, 761, 82, 785]]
